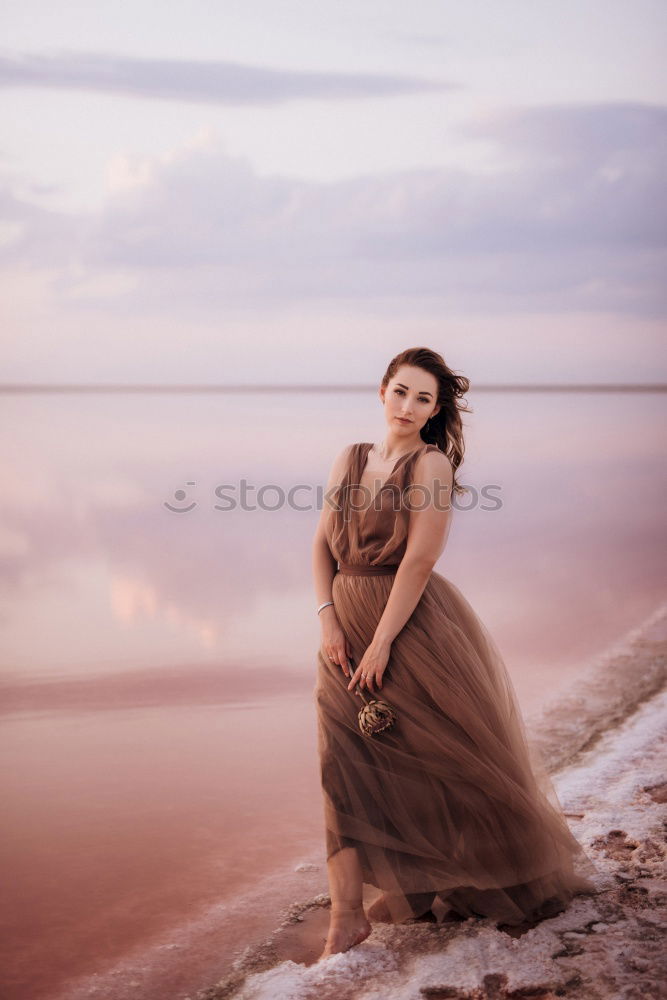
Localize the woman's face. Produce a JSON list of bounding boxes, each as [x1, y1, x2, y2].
[[382, 365, 440, 432]]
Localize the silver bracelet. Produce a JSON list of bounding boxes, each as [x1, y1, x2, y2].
[[317, 601, 334, 615]]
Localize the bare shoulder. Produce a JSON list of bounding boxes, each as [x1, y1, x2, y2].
[[413, 445, 453, 481], [410, 446, 454, 511]]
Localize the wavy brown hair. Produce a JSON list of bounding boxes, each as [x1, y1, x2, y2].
[[380, 347, 472, 498]]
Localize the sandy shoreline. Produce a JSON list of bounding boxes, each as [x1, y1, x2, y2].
[[203, 605, 667, 1000]]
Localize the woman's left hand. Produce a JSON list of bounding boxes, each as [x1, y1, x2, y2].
[[347, 639, 391, 694]]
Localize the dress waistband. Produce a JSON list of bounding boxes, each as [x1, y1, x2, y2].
[[337, 562, 400, 576]]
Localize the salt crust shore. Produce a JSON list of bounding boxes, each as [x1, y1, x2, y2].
[[204, 606, 667, 1000]]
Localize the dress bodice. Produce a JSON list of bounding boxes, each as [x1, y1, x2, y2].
[[325, 440, 442, 567]]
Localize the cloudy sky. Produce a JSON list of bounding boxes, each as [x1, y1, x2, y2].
[[1, 0, 665, 384]]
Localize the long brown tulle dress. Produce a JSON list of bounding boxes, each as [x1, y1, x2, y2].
[[314, 440, 597, 926]]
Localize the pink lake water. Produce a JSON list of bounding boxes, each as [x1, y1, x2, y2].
[[0, 386, 665, 1000]]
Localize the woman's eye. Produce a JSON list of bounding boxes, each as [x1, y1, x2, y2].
[[394, 388, 428, 403]]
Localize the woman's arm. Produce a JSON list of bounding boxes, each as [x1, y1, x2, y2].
[[373, 449, 454, 649], [311, 443, 352, 605], [312, 444, 354, 673]]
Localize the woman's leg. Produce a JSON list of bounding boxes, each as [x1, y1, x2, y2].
[[319, 847, 372, 959], [328, 845, 364, 909]]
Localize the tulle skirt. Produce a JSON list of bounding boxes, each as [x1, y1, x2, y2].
[[314, 568, 597, 926]]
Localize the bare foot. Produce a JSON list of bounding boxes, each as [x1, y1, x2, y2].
[[318, 906, 372, 960]]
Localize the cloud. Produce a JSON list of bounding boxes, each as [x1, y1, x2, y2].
[[460, 101, 667, 160], [1, 103, 665, 317], [0, 48, 456, 106]]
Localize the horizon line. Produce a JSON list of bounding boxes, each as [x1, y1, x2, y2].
[[0, 382, 665, 394]]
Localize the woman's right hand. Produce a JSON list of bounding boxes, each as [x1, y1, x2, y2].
[[319, 608, 352, 677]]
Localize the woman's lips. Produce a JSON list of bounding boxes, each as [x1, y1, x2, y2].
[[396, 417, 412, 423]]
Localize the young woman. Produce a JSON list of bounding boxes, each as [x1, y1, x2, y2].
[[311, 346, 597, 960]]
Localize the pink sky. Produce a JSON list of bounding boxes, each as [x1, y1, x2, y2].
[[0, 0, 665, 384]]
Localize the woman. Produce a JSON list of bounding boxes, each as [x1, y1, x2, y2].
[[312, 347, 597, 960]]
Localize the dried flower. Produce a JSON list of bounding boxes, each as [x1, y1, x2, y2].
[[347, 656, 398, 737], [357, 695, 397, 737]]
